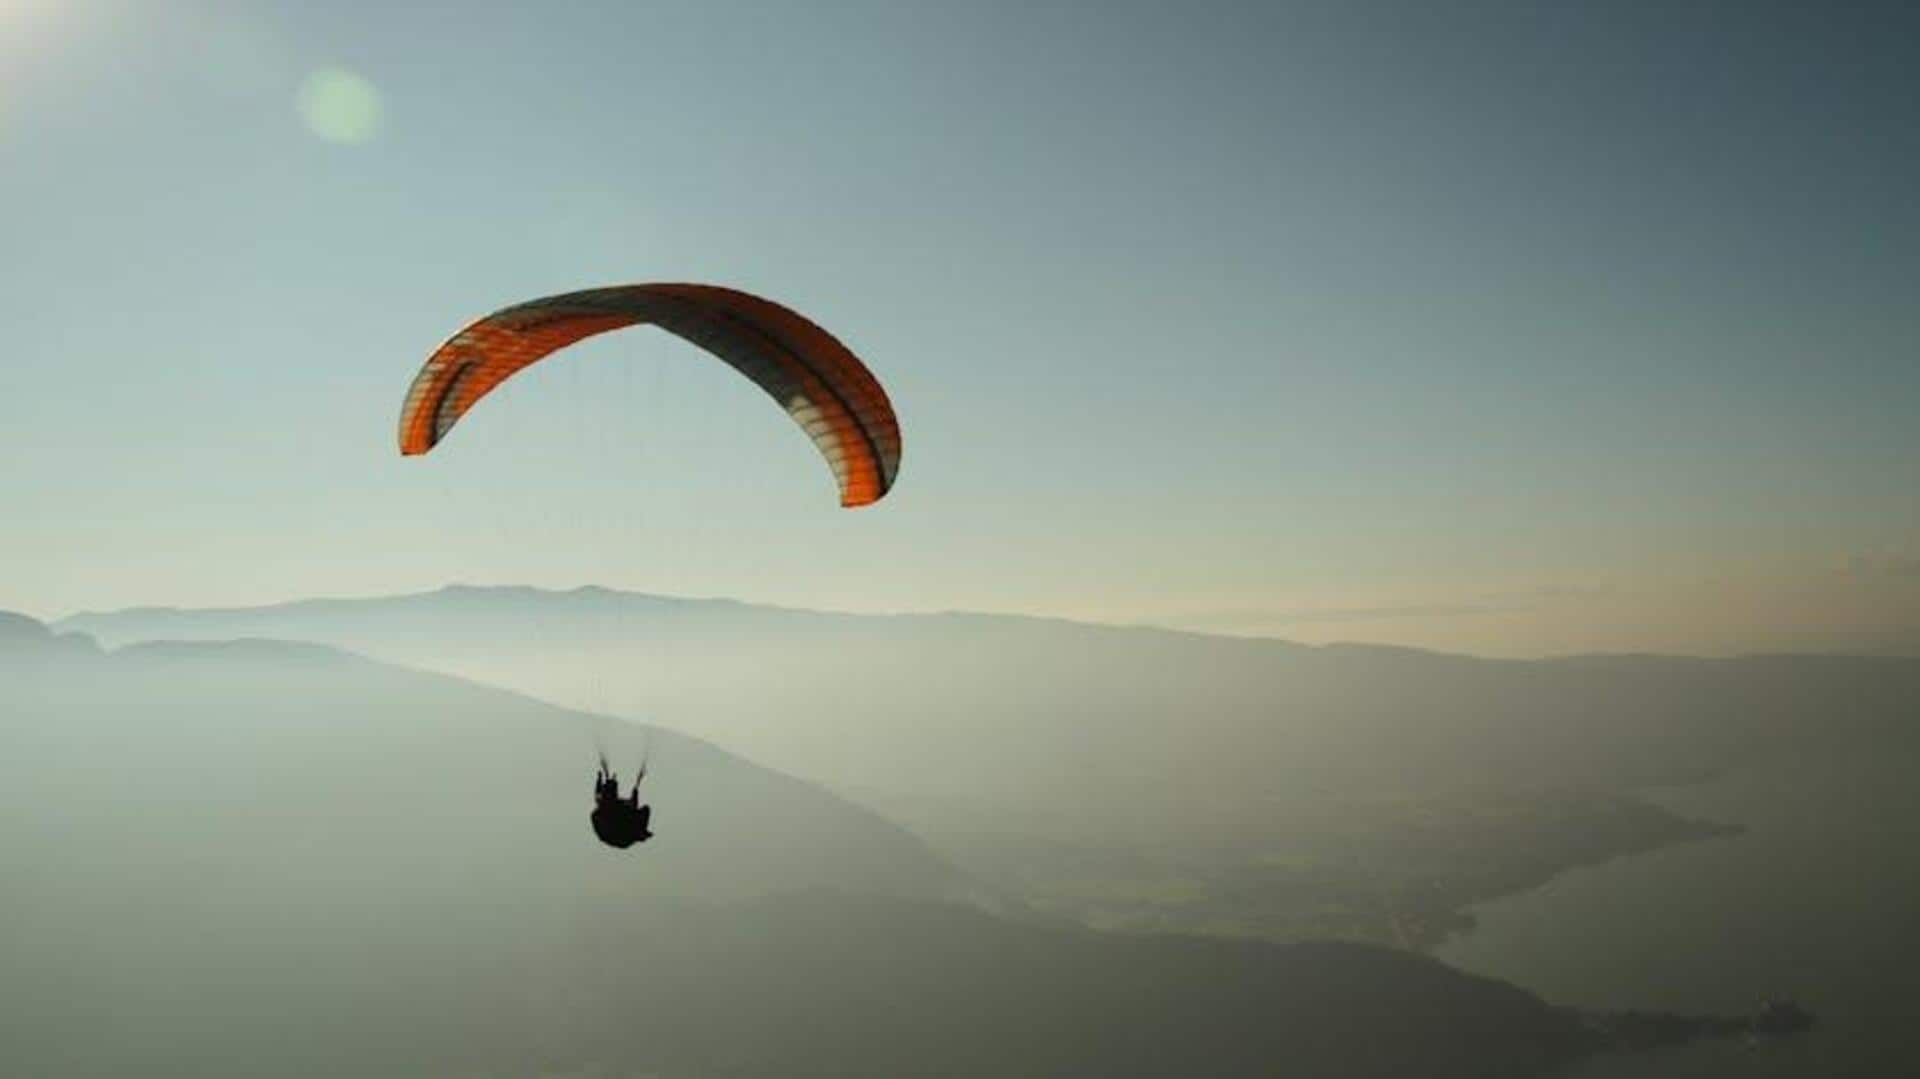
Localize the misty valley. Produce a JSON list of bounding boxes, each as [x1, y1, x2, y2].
[[894, 786, 1733, 950], [11, 592, 1914, 1075]]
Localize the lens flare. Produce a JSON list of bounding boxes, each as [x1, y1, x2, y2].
[[296, 67, 382, 145]]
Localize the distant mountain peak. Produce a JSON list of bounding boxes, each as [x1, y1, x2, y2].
[[0, 609, 100, 656], [0, 609, 50, 638]]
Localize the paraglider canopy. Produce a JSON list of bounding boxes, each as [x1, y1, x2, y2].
[[397, 283, 902, 507]]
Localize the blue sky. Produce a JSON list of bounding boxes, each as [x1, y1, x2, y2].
[[3, 1, 1917, 654]]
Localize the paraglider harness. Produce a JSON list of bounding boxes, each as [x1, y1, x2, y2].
[[591, 756, 654, 849]]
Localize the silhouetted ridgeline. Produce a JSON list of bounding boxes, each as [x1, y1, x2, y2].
[[1584, 999, 1815, 1053], [536, 893, 1605, 1079]]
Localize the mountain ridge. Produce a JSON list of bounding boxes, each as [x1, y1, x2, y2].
[[60, 582, 1920, 664], [58, 589, 1920, 834]]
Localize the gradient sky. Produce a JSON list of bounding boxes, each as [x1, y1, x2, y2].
[[4, 0, 1917, 655]]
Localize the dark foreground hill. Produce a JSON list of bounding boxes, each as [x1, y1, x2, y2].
[[4, 881, 1606, 1079], [505, 893, 1603, 1079]]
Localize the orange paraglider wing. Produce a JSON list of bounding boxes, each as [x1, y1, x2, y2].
[[398, 284, 901, 507]]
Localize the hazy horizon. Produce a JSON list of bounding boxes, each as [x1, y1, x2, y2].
[[19, 575, 1920, 662]]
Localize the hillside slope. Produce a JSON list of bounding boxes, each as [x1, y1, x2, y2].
[[3, 613, 962, 908]]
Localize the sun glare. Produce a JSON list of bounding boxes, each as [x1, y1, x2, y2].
[[1, 0, 70, 65]]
